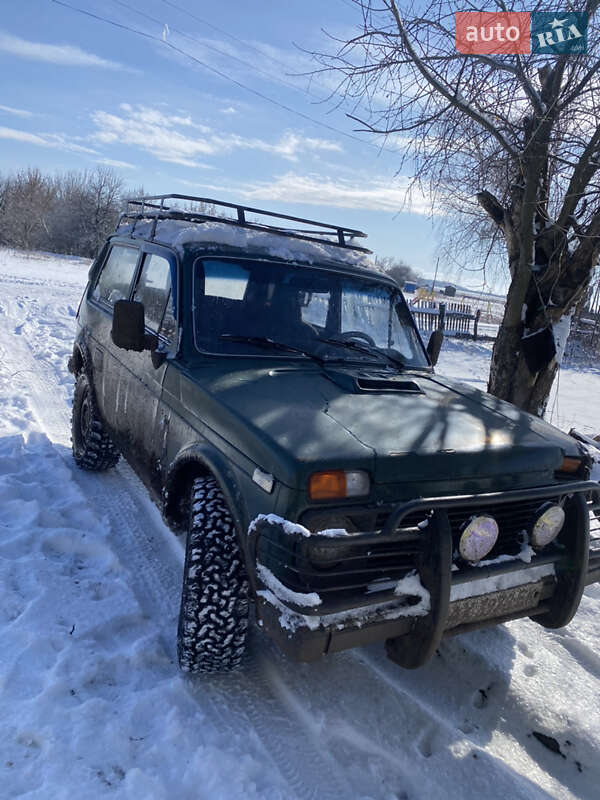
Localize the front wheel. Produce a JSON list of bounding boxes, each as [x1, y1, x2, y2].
[[71, 373, 120, 471], [177, 476, 249, 673]]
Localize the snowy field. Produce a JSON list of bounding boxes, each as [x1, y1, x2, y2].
[[0, 247, 599, 800]]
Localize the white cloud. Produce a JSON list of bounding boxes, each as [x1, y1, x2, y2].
[[0, 104, 34, 118], [220, 131, 342, 161], [0, 125, 98, 155], [0, 31, 129, 71], [183, 172, 434, 215], [91, 108, 214, 168], [89, 104, 343, 166], [97, 158, 136, 170], [117, 104, 209, 132], [220, 106, 237, 114]]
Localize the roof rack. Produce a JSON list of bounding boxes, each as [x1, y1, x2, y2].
[[116, 193, 371, 253]]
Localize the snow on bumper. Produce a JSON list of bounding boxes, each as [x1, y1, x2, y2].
[[248, 481, 599, 664]]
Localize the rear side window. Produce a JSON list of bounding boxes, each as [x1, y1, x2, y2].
[[133, 253, 176, 343], [92, 245, 139, 306]]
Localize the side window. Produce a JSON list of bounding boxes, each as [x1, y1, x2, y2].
[[301, 291, 329, 328], [92, 245, 139, 307], [133, 253, 177, 344]]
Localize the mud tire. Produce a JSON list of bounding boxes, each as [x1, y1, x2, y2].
[[177, 476, 249, 673], [71, 373, 120, 471]]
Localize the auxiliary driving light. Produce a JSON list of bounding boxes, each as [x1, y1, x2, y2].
[[459, 515, 499, 562], [531, 503, 565, 549]]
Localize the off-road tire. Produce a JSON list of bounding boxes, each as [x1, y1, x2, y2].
[[177, 476, 249, 673], [71, 373, 120, 471]]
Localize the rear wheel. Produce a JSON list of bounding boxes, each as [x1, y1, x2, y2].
[[177, 476, 249, 673], [71, 373, 120, 471]]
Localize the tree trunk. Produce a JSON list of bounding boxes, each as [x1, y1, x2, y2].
[[488, 247, 592, 416], [488, 316, 560, 417]]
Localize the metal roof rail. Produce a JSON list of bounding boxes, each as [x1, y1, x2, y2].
[[115, 193, 371, 253]]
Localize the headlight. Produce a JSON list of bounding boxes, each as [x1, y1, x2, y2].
[[308, 470, 370, 500], [459, 515, 499, 562], [531, 503, 565, 548], [558, 456, 582, 474]]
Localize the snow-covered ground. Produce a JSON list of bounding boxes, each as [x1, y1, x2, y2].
[[0, 247, 599, 800]]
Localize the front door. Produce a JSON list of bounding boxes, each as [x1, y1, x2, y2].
[[115, 247, 178, 489], [86, 242, 142, 429]]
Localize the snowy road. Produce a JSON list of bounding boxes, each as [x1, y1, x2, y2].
[[1, 248, 599, 799]]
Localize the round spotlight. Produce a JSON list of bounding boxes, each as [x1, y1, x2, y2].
[[459, 515, 499, 562], [531, 503, 565, 549]]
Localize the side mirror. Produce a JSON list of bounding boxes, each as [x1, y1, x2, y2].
[[111, 299, 156, 352], [426, 330, 444, 366]]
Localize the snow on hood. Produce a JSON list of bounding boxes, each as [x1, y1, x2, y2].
[[118, 219, 376, 269]]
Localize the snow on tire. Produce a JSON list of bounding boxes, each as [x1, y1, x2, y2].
[[177, 476, 249, 674], [71, 373, 120, 471]]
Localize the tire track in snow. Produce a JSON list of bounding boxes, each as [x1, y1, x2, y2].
[[0, 284, 359, 800], [0, 273, 82, 290]]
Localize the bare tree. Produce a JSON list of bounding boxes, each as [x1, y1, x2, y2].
[[86, 167, 124, 256], [50, 167, 124, 257], [374, 255, 421, 286], [0, 167, 124, 258], [0, 168, 55, 251], [313, 0, 600, 415]]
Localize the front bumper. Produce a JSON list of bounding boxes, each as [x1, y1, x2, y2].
[[250, 481, 600, 667]]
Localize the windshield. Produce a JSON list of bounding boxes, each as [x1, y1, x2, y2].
[[193, 258, 428, 368]]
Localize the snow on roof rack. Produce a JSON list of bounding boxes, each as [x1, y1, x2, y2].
[[116, 193, 371, 254]]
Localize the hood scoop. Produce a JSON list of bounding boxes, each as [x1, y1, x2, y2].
[[324, 367, 424, 394], [356, 374, 423, 393]]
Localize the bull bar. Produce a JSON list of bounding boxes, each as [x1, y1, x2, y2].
[[250, 481, 600, 667]]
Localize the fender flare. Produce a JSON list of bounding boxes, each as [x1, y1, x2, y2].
[[68, 335, 93, 380], [164, 442, 253, 576]]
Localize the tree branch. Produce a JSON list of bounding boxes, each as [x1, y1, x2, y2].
[[383, 0, 519, 159], [557, 125, 600, 230], [476, 190, 506, 227], [558, 59, 600, 111]]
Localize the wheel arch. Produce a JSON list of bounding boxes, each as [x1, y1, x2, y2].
[[68, 339, 93, 379], [164, 444, 250, 547], [68, 343, 85, 377]]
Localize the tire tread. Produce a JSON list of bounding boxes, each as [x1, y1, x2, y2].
[[177, 476, 249, 673], [71, 373, 120, 471]]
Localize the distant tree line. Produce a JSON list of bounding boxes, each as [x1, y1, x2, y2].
[[0, 167, 126, 258], [374, 256, 421, 287], [0, 169, 426, 289]]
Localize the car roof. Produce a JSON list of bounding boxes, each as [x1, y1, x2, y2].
[[109, 223, 400, 288]]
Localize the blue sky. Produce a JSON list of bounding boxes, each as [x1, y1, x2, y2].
[[0, 0, 486, 286]]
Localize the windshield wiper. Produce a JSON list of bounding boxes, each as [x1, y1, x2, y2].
[[320, 337, 405, 369], [219, 334, 325, 365]]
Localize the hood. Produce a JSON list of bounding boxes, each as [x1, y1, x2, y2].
[[321, 369, 573, 484], [189, 362, 574, 489]]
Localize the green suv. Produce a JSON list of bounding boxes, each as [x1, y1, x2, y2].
[[69, 194, 599, 673]]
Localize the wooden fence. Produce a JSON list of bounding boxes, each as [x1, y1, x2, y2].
[[410, 299, 486, 339]]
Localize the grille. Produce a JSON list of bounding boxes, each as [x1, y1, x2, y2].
[[257, 531, 422, 592], [256, 524, 423, 613]]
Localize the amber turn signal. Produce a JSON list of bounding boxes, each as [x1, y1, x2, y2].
[[559, 456, 582, 474], [308, 470, 370, 500]]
